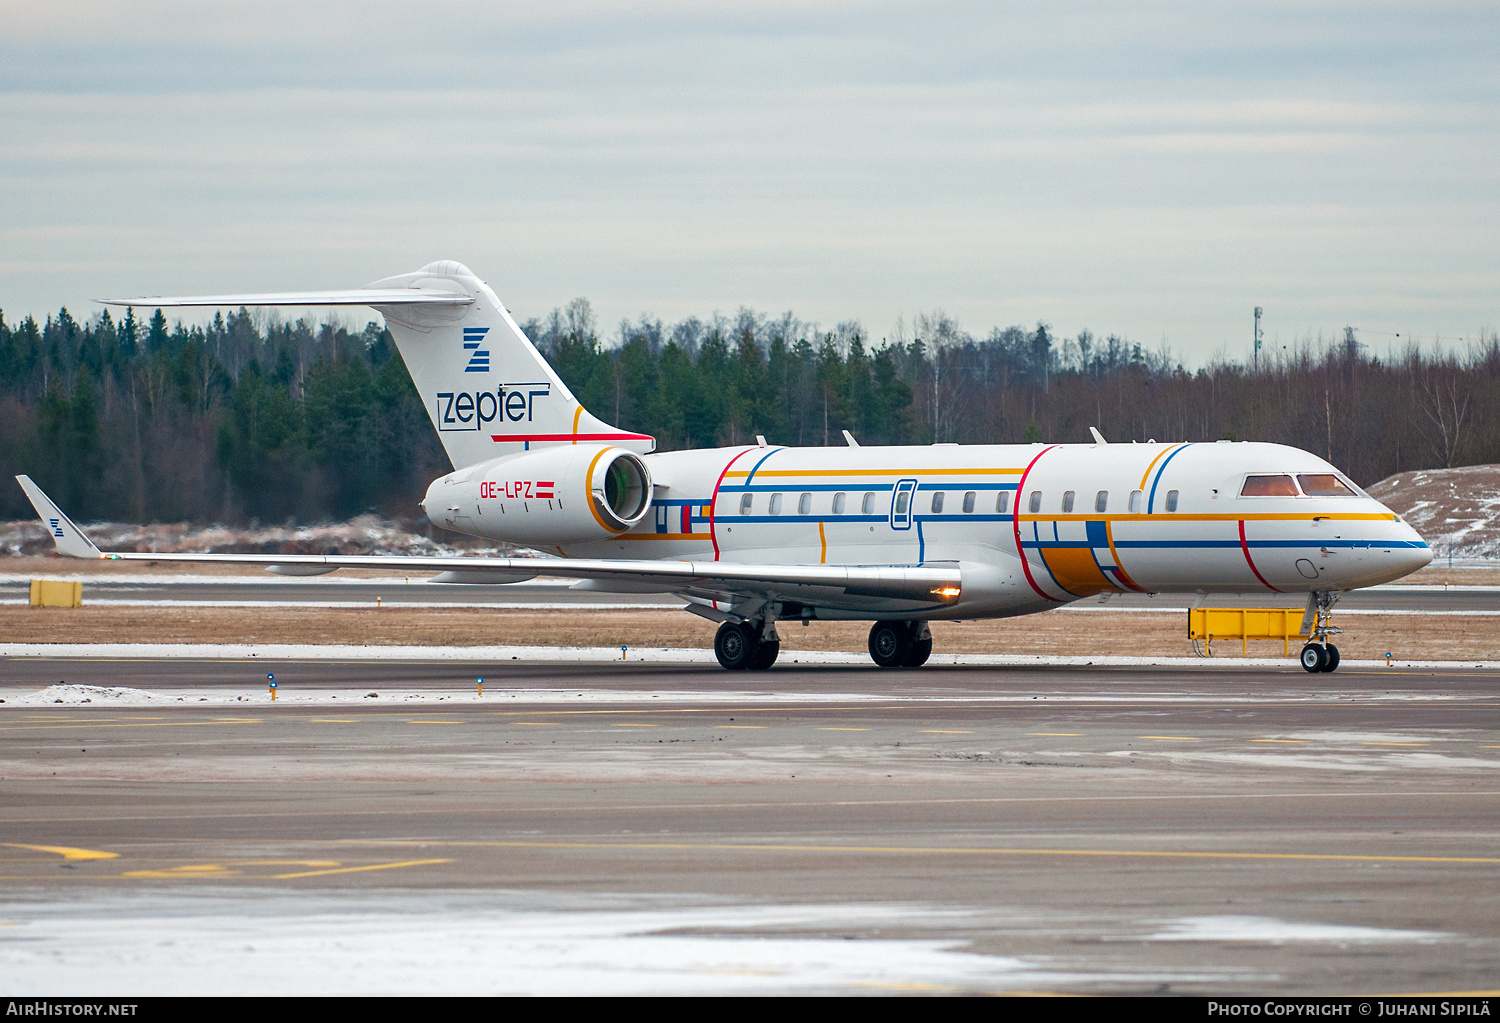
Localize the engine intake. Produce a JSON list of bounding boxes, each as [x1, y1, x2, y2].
[[422, 445, 653, 545]]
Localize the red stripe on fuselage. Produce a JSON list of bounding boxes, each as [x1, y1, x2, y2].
[[1013, 445, 1063, 603], [1238, 519, 1282, 592], [708, 447, 757, 561]]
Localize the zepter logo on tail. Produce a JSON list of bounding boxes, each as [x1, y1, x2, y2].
[[422, 444, 653, 545], [371, 261, 654, 469]]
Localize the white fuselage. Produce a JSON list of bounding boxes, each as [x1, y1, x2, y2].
[[428, 439, 1431, 620]]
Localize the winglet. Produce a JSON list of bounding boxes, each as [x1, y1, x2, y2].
[[14, 476, 103, 559], [1089, 427, 1107, 445], [842, 430, 860, 447]]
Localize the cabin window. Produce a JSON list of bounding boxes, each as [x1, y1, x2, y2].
[[895, 491, 909, 515], [996, 491, 1010, 514], [963, 491, 976, 513], [1029, 491, 1042, 514], [1095, 491, 1108, 513], [1061, 491, 1075, 513], [833, 492, 846, 514], [862, 492, 875, 514], [1241, 475, 1298, 497], [769, 493, 783, 515], [1165, 489, 1179, 512], [1128, 490, 1142, 513], [931, 492, 945, 513], [798, 492, 812, 515], [1297, 474, 1357, 497], [739, 493, 753, 515]]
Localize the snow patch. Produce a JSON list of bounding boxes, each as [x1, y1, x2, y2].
[[15, 683, 167, 705], [1143, 915, 1448, 945]]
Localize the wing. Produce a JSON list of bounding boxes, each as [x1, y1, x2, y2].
[[96, 290, 471, 308], [14, 477, 961, 613]]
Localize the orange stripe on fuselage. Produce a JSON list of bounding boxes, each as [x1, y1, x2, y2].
[[1138, 444, 1181, 491]]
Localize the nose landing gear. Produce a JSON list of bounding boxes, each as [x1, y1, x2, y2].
[[1299, 590, 1343, 673]]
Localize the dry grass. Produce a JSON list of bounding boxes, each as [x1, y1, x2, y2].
[[3, 604, 1497, 661]]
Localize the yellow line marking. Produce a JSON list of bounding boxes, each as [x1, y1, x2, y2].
[[309, 718, 357, 723], [1363, 742, 1429, 746], [2, 843, 118, 861], [354, 839, 1500, 865], [716, 725, 766, 729], [818, 520, 826, 564], [1028, 732, 1083, 736], [1251, 739, 1307, 744], [514, 722, 559, 726], [270, 858, 452, 880], [1139, 735, 1199, 741], [817, 727, 870, 731], [612, 723, 659, 728], [123, 864, 239, 878], [408, 720, 465, 724], [921, 730, 974, 734]]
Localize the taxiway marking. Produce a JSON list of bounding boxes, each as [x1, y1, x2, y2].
[[1, 843, 118, 861]]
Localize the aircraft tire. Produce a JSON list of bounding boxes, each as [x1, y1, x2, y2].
[[1321, 644, 1340, 672], [1299, 643, 1328, 673], [749, 640, 780, 670], [714, 622, 759, 670], [868, 621, 912, 668], [901, 637, 933, 667]]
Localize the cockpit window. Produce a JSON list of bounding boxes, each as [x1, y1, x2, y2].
[[1240, 475, 1298, 497], [1297, 474, 1357, 497]]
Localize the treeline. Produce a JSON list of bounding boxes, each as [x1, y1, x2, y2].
[[0, 297, 1496, 526]]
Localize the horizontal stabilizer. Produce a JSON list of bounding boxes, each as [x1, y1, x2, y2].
[[97, 290, 472, 308]]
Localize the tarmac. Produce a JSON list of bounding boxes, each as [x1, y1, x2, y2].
[[1, 657, 1497, 994]]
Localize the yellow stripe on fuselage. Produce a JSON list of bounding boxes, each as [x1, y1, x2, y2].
[[1016, 512, 1396, 523], [1137, 443, 1183, 490], [617, 532, 712, 540]]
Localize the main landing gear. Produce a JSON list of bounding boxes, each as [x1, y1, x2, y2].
[[868, 620, 933, 668], [713, 621, 781, 671], [1299, 590, 1343, 673], [713, 618, 936, 670]]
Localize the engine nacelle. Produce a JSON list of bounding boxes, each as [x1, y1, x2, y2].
[[421, 445, 653, 545]]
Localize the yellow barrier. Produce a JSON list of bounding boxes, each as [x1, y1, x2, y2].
[[29, 579, 82, 608], [1188, 607, 1308, 656]]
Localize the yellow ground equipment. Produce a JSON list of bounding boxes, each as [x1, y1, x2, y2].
[[1189, 607, 1308, 656], [29, 579, 82, 608]]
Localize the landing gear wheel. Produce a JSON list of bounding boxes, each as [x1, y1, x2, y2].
[[714, 622, 759, 671], [868, 621, 913, 668], [1299, 643, 1328, 673], [1321, 644, 1340, 673], [901, 637, 933, 667], [749, 640, 780, 670]]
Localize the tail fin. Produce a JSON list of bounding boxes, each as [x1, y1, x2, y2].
[[368, 261, 653, 468]]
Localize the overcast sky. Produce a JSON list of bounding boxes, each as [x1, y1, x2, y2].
[[2, 1, 1496, 362]]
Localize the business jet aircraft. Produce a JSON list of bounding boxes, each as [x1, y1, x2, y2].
[[17, 261, 1431, 673]]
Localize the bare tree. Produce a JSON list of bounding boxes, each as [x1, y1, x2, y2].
[[1418, 378, 1471, 468]]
